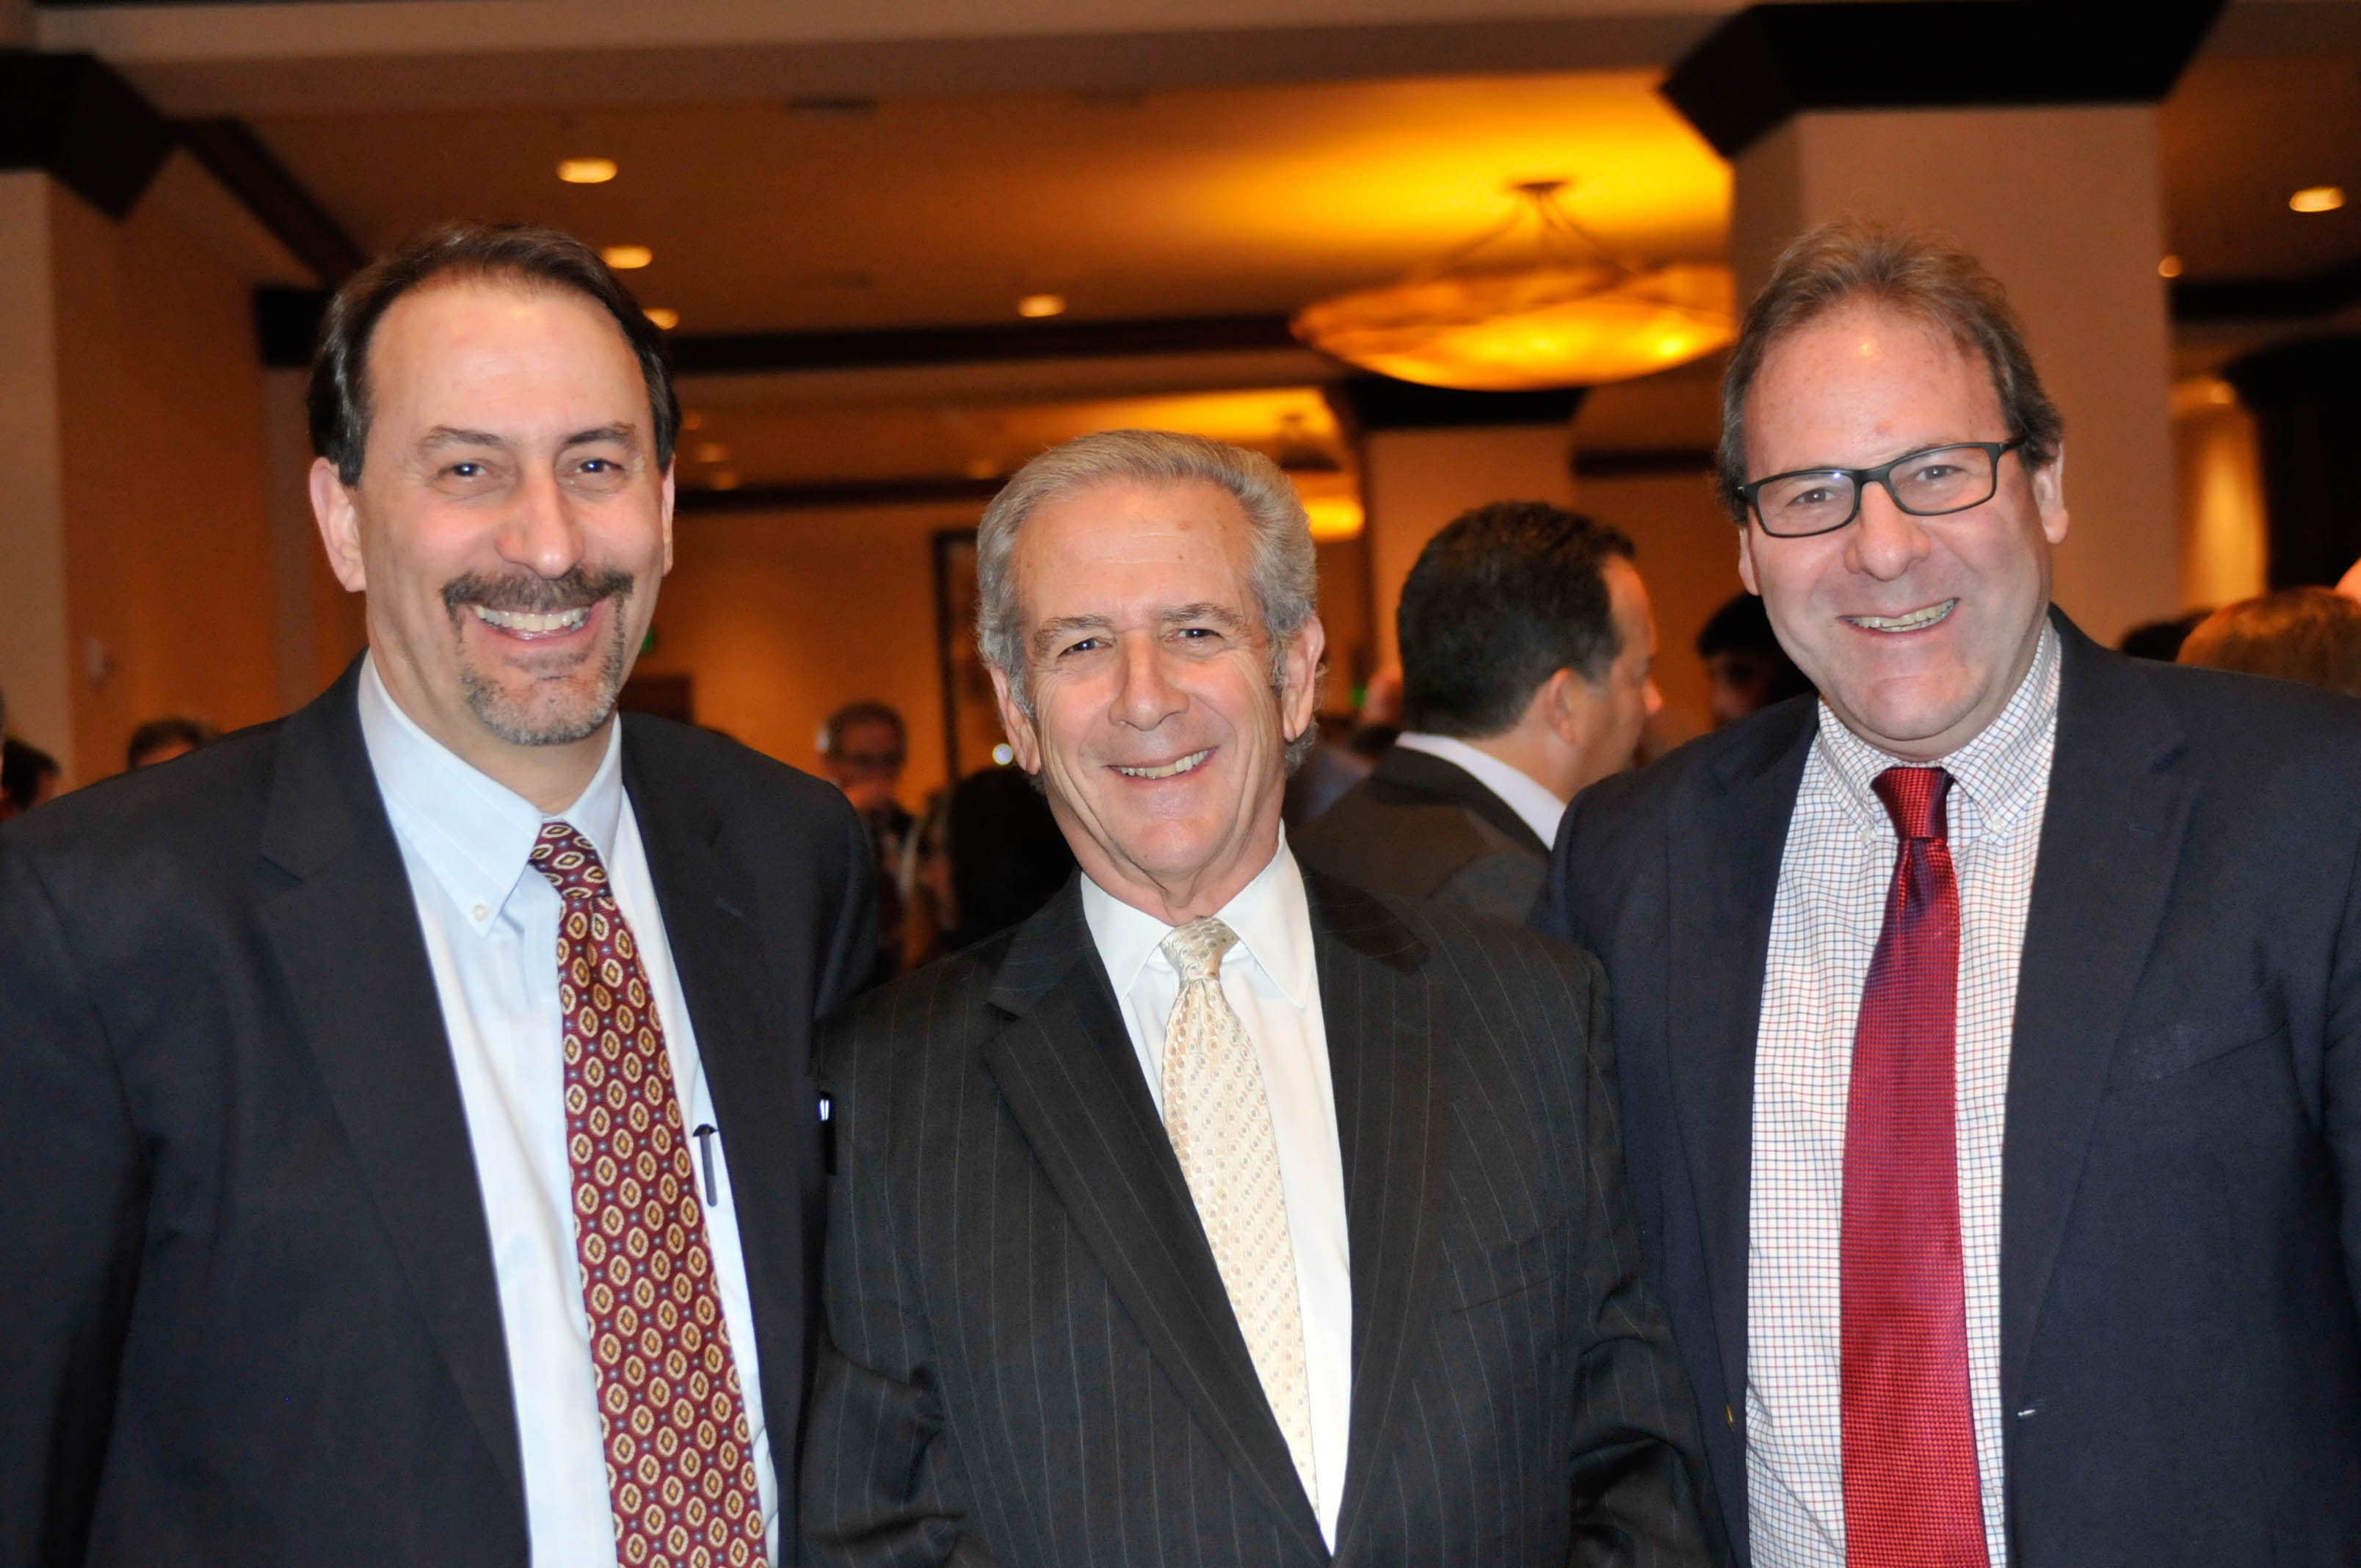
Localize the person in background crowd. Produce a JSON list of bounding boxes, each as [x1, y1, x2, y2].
[[1343, 664, 1402, 760], [805, 429, 1715, 1568], [0, 738, 61, 821], [1298, 500, 1659, 921], [937, 760, 1076, 953], [1543, 219, 2361, 1567], [0, 222, 873, 1567], [126, 715, 221, 770], [1697, 590, 1813, 727], [822, 700, 914, 990], [2339, 554, 2361, 600], [2114, 606, 2211, 662], [2176, 584, 2361, 697]]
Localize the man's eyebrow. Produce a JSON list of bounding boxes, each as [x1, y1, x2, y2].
[[560, 424, 637, 451], [1032, 614, 1114, 656], [418, 426, 507, 451], [1161, 602, 1247, 630]]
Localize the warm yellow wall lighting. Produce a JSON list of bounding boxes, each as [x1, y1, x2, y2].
[[708, 470, 741, 492], [643, 307, 679, 330], [602, 244, 653, 269], [1302, 495, 1364, 542], [694, 443, 730, 464], [2158, 255, 2183, 278], [2290, 185, 2346, 214], [558, 157, 618, 184], [1017, 294, 1067, 318]]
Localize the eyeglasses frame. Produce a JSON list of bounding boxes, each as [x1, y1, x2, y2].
[[1739, 436, 2028, 539]]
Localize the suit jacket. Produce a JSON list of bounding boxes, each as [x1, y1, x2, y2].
[[803, 866, 1718, 1567], [0, 661, 874, 1567], [1539, 610, 2361, 1567], [1294, 745, 1550, 923]]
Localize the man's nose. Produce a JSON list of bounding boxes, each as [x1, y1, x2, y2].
[[1111, 636, 1186, 730], [1846, 482, 1932, 581], [497, 466, 587, 578]]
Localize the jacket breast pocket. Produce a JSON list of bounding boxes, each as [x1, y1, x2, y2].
[[2108, 983, 2286, 1086], [1439, 1222, 1562, 1315]]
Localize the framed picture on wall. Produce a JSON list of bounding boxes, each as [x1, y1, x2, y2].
[[932, 529, 1008, 783]]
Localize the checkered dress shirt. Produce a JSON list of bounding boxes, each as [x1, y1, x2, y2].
[[1746, 623, 2060, 1567]]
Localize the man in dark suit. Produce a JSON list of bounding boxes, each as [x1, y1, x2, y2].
[[1542, 222, 2361, 1566], [804, 430, 1714, 1567], [1298, 501, 1661, 923], [0, 224, 871, 1567]]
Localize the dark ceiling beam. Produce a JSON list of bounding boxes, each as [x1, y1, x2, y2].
[[2172, 257, 2361, 322], [674, 476, 1006, 515], [0, 50, 174, 217], [1661, 1, 2228, 161], [668, 315, 1302, 377], [176, 117, 367, 283], [1327, 376, 1584, 434]]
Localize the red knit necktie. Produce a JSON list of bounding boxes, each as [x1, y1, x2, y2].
[[1841, 769, 1987, 1567], [532, 822, 768, 1568]]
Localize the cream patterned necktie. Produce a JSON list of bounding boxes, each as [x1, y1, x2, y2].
[[1158, 916, 1318, 1513]]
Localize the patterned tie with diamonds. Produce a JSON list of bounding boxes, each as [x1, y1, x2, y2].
[[1842, 768, 1987, 1567], [531, 822, 767, 1568], [1158, 915, 1319, 1514]]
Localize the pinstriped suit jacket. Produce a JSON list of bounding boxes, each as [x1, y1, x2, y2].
[[802, 868, 1717, 1567]]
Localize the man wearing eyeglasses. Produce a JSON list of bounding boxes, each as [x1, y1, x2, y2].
[[1541, 221, 2361, 1567]]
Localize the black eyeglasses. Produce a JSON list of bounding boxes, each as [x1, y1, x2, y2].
[[1739, 438, 2026, 538]]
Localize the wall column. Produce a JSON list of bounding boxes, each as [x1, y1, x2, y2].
[[1664, 1, 2225, 646], [0, 170, 76, 773]]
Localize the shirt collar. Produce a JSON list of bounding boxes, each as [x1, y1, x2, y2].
[[355, 652, 627, 926], [1079, 831, 1318, 1010], [1391, 731, 1567, 849], [1813, 619, 2061, 843]]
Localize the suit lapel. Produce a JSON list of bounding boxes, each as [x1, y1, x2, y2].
[[1301, 872, 1443, 1567], [979, 882, 1329, 1559], [621, 727, 813, 1456], [1667, 703, 1816, 1431], [1377, 747, 1548, 857], [1999, 617, 2194, 1410], [255, 666, 523, 1514]]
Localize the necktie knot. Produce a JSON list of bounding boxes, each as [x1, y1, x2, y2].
[[1871, 766, 1953, 843], [529, 821, 610, 900], [1161, 916, 1239, 987]]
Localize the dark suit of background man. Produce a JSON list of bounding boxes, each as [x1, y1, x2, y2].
[[1542, 221, 2361, 1567], [1297, 501, 1661, 922], [804, 429, 1716, 1567], [0, 224, 873, 1567]]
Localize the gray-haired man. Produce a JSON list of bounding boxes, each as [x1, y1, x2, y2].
[[801, 429, 1715, 1568]]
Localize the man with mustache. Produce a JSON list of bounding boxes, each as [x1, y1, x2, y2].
[[803, 430, 1716, 1567], [1542, 222, 2361, 1565], [0, 223, 873, 1567]]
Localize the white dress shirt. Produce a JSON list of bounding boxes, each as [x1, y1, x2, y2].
[[357, 658, 778, 1568], [1746, 623, 2060, 1568], [1080, 838, 1353, 1548], [1393, 730, 1568, 849]]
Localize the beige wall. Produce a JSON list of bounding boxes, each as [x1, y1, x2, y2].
[[1732, 105, 2178, 648], [2173, 386, 2268, 614], [0, 173, 75, 771]]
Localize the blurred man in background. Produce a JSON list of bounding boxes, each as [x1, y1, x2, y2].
[[1696, 591, 1813, 727], [1296, 500, 1660, 920], [2177, 585, 2361, 697], [822, 700, 913, 988], [126, 716, 221, 769]]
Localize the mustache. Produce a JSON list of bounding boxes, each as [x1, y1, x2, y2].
[[442, 567, 636, 616]]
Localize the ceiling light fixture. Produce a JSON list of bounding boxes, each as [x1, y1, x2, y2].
[[1018, 293, 1067, 319], [558, 157, 617, 184], [2157, 255, 2183, 279], [643, 307, 679, 330], [694, 443, 730, 465], [602, 244, 653, 270], [2290, 185, 2346, 214], [1291, 179, 1733, 391]]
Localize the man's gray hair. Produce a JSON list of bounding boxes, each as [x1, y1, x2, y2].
[[976, 428, 1321, 767]]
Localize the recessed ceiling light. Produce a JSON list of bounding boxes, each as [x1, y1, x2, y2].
[[558, 157, 617, 184], [695, 443, 730, 465], [709, 470, 741, 492], [681, 410, 705, 431], [602, 244, 653, 270], [2157, 255, 2183, 278], [643, 307, 679, 330], [1017, 293, 1067, 319], [2290, 185, 2346, 214], [2210, 382, 2235, 404]]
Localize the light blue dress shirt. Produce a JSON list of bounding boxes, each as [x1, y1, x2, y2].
[[355, 658, 777, 1567]]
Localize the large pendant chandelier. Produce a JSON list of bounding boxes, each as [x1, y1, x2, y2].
[[1291, 179, 1734, 392]]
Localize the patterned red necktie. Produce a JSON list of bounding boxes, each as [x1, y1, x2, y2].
[[1841, 768, 1987, 1567], [532, 822, 767, 1568]]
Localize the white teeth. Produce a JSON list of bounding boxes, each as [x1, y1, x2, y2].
[[1846, 599, 1956, 633], [470, 604, 590, 635], [1116, 749, 1211, 780]]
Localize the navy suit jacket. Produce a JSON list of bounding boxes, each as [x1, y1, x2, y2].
[[1539, 610, 2361, 1567]]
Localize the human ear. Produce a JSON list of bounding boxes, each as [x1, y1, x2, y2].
[[310, 457, 369, 594], [1277, 614, 1328, 743]]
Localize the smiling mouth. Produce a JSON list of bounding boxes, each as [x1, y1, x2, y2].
[[468, 603, 592, 638], [1114, 749, 1212, 780], [1844, 599, 1956, 634]]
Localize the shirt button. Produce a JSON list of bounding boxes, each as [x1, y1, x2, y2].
[[471, 903, 490, 923]]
